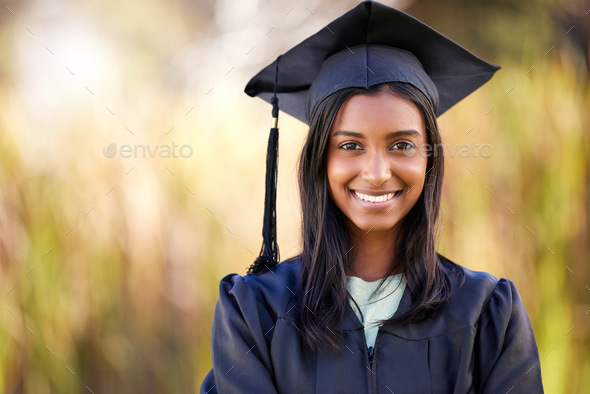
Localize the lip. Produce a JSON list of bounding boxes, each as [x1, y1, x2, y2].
[[351, 189, 403, 210]]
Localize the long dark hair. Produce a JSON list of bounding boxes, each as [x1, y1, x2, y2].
[[297, 82, 461, 352]]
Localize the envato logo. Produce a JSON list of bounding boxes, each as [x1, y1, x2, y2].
[[103, 142, 193, 159], [404, 142, 493, 158]]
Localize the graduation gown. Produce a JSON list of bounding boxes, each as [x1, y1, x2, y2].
[[200, 256, 543, 393]]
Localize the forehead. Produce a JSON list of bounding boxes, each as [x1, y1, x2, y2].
[[331, 92, 425, 136]]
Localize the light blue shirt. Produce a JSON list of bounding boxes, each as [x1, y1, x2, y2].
[[346, 274, 406, 348]]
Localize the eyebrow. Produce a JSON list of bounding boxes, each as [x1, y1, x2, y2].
[[332, 130, 422, 139]]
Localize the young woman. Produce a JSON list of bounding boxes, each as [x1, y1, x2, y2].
[[201, 2, 543, 393]]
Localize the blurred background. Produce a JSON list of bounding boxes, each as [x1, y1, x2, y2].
[[0, 0, 588, 392]]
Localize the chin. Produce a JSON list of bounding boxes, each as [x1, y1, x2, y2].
[[349, 217, 401, 234]]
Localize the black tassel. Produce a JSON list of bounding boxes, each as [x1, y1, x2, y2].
[[248, 56, 281, 274]]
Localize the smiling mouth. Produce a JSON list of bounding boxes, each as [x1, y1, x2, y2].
[[352, 190, 402, 203]]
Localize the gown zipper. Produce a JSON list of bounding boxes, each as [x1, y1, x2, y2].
[[366, 332, 380, 394], [370, 344, 377, 393], [370, 330, 385, 394]]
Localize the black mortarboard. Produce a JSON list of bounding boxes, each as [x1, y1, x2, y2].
[[245, 1, 500, 274]]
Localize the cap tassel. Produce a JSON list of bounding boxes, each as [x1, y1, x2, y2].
[[248, 56, 281, 274]]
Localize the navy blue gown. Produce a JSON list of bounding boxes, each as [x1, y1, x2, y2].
[[200, 255, 543, 393]]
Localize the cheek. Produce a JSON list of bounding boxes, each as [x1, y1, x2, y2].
[[325, 152, 338, 201], [397, 157, 428, 203], [326, 153, 356, 192], [396, 156, 428, 181]]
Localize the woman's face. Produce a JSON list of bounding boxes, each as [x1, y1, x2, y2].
[[326, 91, 428, 236]]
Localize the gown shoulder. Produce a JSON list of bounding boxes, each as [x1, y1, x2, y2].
[[200, 257, 301, 394], [437, 254, 544, 392]]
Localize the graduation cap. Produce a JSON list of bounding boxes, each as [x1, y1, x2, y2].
[[245, 0, 500, 274]]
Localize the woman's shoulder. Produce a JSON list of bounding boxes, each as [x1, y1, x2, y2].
[[439, 253, 506, 293], [242, 255, 301, 289], [436, 254, 526, 325], [217, 256, 301, 319]]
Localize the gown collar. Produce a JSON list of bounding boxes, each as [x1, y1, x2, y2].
[[338, 283, 414, 331]]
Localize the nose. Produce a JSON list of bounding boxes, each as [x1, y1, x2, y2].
[[361, 150, 392, 186]]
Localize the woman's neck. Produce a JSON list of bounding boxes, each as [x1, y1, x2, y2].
[[346, 226, 401, 282]]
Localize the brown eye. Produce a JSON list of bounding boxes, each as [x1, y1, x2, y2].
[[391, 142, 415, 151], [339, 142, 363, 150]]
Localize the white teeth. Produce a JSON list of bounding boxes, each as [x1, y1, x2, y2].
[[354, 191, 397, 203]]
